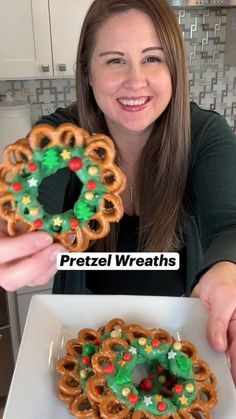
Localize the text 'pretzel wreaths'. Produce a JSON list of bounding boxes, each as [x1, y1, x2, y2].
[[0, 123, 126, 251], [56, 318, 218, 418]]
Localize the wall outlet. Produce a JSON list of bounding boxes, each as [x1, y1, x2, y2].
[[42, 103, 55, 115]]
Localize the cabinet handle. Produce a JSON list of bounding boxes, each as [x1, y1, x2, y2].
[[59, 64, 66, 72], [42, 65, 50, 72], [0, 334, 2, 341]]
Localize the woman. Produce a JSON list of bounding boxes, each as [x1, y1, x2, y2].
[[0, 0, 236, 384]]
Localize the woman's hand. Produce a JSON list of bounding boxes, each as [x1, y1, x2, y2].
[[192, 261, 236, 386], [0, 218, 65, 291]]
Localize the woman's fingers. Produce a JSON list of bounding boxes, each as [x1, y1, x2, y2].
[[0, 232, 53, 264], [192, 262, 236, 386], [24, 262, 60, 288], [0, 243, 65, 291], [227, 312, 236, 386], [0, 218, 67, 291], [206, 287, 236, 351]]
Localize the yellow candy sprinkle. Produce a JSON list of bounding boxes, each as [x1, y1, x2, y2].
[[173, 342, 182, 351], [85, 191, 94, 201], [122, 387, 131, 397], [111, 330, 122, 338], [179, 395, 188, 405], [138, 337, 147, 346], [185, 383, 194, 393], [80, 369, 87, 379], [22, 195, 31, 205], [29, 207, 40, 216], [53, 216, 63, 226], [159, 375, 166, 384], [154, 394, 162, 402], [144, 345, 153, 353], [60, 149, 71, 160], [88, 166, 98, 175]]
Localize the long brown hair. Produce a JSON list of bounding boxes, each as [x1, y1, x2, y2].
[[74, 0, 190, 251]]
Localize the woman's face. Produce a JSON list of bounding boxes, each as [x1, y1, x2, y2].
[[89, 9, 172, 138]]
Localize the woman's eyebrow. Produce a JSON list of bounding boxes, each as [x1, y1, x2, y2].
[[142, 47, 163, 53], [98, 46, 163, 57], [99, 51, 124, 57]]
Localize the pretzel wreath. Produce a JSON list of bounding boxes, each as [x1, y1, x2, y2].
[[0, 123, 126, 251], [56, 318, 218, 418]]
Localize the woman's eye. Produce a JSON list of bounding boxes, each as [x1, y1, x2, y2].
[[144, 56, 162, 63], [106, 58, 124, 64]]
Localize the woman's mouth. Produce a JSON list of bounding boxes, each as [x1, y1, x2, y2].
[[117, 96, 151, 112]]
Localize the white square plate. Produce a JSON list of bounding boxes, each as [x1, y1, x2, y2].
[[4, 295, 236, 418]]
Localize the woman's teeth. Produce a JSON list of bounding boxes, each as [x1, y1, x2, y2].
[[118, 98, 148, 106]]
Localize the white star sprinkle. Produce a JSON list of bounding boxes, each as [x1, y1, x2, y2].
[[168, 350, 177, 360], [27, 177, 38, 187], [143, 396, 153, 407], [129, 346, 137, 355]]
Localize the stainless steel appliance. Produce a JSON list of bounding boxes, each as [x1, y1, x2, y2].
[[0, 288, 14, 397], [169, 0, 236, 7]]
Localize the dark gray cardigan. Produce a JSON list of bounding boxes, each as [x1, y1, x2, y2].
[[36, 102, 236, 296]]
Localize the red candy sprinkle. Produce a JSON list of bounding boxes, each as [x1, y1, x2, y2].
[[158, 402, 167, 412], [163, 389, 171, 397], [152, 339, 161, 348], [156, 365, 165, 372], [166, 380, 172, 388], [82, 356, 90, 366], [69, 218, 79, 229], [87, 180, 97, 190], [28, 162, 38, 172], [93, 339, 100, 346], [12, 182, 23, 192], [69, 157, 83, 171], [173, 384, 183, 394], [33, 219, 43, 229], [128, 394, 139, 404], [123, 352, 132, 362], [95, 386, 103, 395], [104, 365, 115, 375], [140, 378, 153, 392]]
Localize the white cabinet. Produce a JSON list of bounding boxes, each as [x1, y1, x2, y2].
[[0, 0, 52, 79], [49, 0, 93, 77], [0, 0, 93, 79]]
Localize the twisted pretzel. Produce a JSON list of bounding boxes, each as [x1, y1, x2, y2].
[[0, 123, 126, 251], [56, 319, 218, 418], [86, 375, 111, 404]]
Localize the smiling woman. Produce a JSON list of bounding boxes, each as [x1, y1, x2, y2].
[[89, 10, 172, 137], [77, 0, 189, 244]]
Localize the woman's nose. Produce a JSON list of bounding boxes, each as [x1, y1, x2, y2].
[[122, 64, 148, 90]]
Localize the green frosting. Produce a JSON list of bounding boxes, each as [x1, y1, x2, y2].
[[42, 148, 60, 170], [115, 369, 132, 386], [8, 145, 109, 235], [76, 333, 198, 417], [83, 343, 96, 357]]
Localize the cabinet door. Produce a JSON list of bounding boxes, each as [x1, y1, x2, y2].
[[49, 0, 94, 77], [0, 0, 52, 79]]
